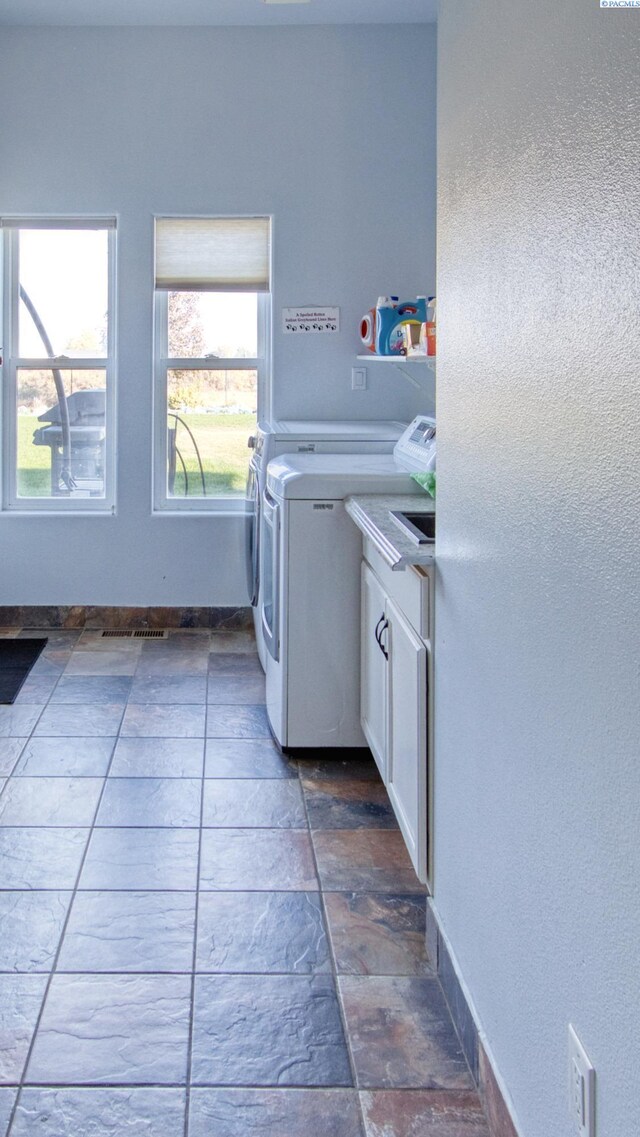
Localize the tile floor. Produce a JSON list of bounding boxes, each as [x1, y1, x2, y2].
[[0, 628, 490, 1136]]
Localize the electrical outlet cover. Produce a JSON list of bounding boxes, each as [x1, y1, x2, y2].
[[568, 1024, 595, 1137]]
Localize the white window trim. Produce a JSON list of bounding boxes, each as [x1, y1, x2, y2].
[[152, 282, 270, 515], [1, 219, 117, 513]]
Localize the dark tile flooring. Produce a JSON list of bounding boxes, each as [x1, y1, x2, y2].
[[0, 628, 490, 1136]]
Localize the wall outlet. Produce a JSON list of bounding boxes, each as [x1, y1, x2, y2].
[[352, 366, 367, 390], [568, 1025, 595, 1137]]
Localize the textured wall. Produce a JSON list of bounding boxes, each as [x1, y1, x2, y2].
[[0, 25, 435, 605], [435, 2, 640, 1135]]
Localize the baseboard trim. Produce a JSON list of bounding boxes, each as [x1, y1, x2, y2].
[[0, 606, 253, 631], [427, 899, 520, 1137]]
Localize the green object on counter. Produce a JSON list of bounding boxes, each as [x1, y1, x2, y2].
[[411, 471, 436, 498]]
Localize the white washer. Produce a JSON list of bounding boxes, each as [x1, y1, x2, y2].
[[262, 420, 435, 750], [246, 419, 406, 669]]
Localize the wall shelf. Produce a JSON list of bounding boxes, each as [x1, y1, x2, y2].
[[356, 354, 436, 387]]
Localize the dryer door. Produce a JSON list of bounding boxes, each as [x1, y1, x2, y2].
[[245, 458, 260, 605], [260, 488, 280, 661]]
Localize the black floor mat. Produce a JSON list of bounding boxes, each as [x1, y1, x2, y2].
[[0, 638, 47, 703]]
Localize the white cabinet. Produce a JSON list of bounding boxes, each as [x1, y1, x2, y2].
[[360, 540, 432, 884], [361, 562, 389, 780], [386, 596, 428, 879]]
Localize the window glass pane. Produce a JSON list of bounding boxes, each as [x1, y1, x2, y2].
[[18, 229, 108, 357], [17, 368, 106, 499], [167, 368, 257, 498], [167, 292, 257, 359]]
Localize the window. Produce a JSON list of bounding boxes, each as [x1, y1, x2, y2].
[[0, 219, 116, 510], [153, 216, 271, 511]]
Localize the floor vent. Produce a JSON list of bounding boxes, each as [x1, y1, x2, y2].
[[101, 629, 168, 639]]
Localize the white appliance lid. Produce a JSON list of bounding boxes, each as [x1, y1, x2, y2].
[[258, 419, 407, 442], [394, 414, 436, 471], [266, 452, 425, 499]]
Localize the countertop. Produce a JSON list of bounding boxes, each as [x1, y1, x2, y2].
[[345, 493, 436, 572]]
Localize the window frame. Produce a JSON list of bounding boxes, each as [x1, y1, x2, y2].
[[152, 216, 271, 515], [1, 217, 117, 513]]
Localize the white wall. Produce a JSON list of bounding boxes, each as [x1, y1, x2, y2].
[[435, 2, 640, 1135], [0, 25, 435, 605]]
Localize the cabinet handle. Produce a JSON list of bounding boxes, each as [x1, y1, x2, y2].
[[376, 616, 389, 660], [374, 615, 385, 647]]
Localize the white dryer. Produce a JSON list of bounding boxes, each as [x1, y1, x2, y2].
[[246, 419, 407, 669], [262, 420, 435, 751]]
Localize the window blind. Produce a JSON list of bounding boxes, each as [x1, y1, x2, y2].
[[0, 218, 116, 230], [155, 217, 271, 292]]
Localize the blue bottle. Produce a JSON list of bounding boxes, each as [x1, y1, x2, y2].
[[375, 296, 427, 355]]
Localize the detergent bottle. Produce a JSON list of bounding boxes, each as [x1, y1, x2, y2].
[[376, 296, 427, 355], [424, 296, 436, 357]]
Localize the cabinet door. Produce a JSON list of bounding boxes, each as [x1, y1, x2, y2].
[[386, 596, 428, 882], [361, 561, 388, 779]]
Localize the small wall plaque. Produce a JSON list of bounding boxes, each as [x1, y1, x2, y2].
[[283, 306, 340, 334]]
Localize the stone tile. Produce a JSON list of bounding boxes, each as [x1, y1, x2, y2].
[[164, 630, 212, 649], [208, 653, 263, 677], [120, 704, 206, 738], [0, 1088, 16, 1136], [439, 938, 479, 1081], [189, 1089, 364, 1137], [196, 892, 330, 974], [12, 1088, 186, 1137], [199, 829, 318, 892], [0, 705, 42, 737], [296, 756, 381, 783], [478, 1043, 519, 1137], [209, 631, 256, 654], [144, 631, 209, 652], [58, 891, 196, 973], [19, 630, 81, 649], [302, 778, 398, 830], [0, 738, 26, 776], [128, 675, 208, 706], [28, 657, 64, 680], [110, 737, 204, 778], [360, 1091, 490, 1137], [205, 739, 296, 780], [12, 674, 59, 705], [0, 891, 71, 973], [34, 704, 124, 737], [0, 828, 88, 889], [313, 831, 424, 893], [324, 893, 431, 977], [26, 973, 191, 1084], [191, 975, 351, 1087], [76, 631, 144, 651], [206, 705, 270, 738], [0, 777, 103, 827], [136, 651, 209, 677], [51, 676, 132, 704], [13, 737, 115, 777], [207, 675, 266, 705], [96, 778, 202, 828], [202, 779, 306, 828], [63, 650, 139, 676], [340, 977, 473, 1090], [0, 974, 48, 1083], [80, 827, 199, 891]]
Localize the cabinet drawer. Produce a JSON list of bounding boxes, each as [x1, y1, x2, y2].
[[364, 537, 431, 641]]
